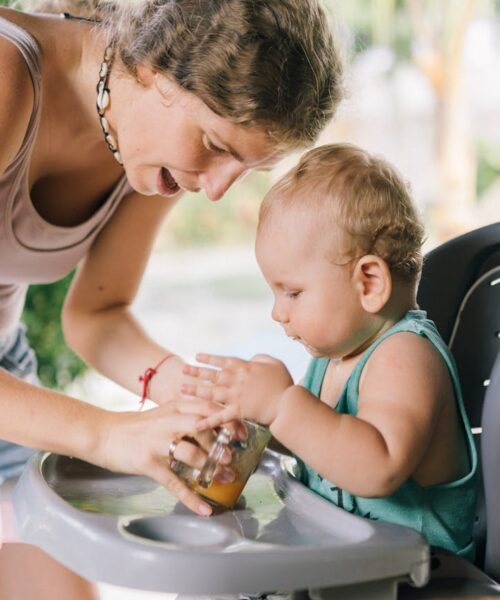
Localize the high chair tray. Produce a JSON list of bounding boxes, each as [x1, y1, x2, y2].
[[12, 450, 429, 595]]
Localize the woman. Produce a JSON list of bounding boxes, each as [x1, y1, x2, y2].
[[0, 0, 343, 596]]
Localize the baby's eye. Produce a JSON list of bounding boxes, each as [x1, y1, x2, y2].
[[286, 290, 301, 298]]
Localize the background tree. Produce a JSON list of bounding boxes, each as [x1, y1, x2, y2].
[[324, 0, 498, 240]]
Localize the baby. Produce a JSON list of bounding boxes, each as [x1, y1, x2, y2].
[[182, 143, 478, 560]]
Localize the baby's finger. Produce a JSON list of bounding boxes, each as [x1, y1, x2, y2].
[[182, 364, 220, 383], [196, 406, 239, 431], [147, 461, 212, 516], [181, 382, 213, 400], [181, 382, 228, 404], [195, 353, 242, 370]]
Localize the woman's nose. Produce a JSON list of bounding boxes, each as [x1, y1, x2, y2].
[[199, 163, 247, 201]]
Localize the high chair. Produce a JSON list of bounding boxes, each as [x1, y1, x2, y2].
[[8, 223, 500, 600], [400, 221, 500, 597]]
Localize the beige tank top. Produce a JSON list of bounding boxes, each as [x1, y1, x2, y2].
[[0, 16, 133, 336]]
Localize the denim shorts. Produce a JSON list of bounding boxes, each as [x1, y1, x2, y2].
[[0, 323, 39, 482]]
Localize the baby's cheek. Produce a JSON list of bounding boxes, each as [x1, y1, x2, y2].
[[304, 318, 331, 343]]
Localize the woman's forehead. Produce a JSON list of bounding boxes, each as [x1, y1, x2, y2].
[[153, 74, 288, 167]]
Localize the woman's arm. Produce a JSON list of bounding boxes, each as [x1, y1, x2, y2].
[[62, 189, 186, 405], [0, 367, 212, 514]]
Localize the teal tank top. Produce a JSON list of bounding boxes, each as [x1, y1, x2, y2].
[[297, 310, 478, 561]]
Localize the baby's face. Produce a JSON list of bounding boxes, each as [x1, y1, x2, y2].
[[255, 214, 372, 359]]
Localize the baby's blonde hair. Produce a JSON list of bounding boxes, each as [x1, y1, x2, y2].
[[16, 0, 344, 149], [259, 143, 425, 284]]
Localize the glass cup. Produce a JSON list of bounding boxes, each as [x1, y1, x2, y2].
[[173, 420, 271, 510]]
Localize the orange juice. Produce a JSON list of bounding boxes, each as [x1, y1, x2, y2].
[[194, 478, 247, 509], [173, 420, 271, 510]]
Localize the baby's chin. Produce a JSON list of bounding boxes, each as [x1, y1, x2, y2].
[[302, 343, 324, 358], [291, 336, 330, 358], [302, 343, 339, 360]]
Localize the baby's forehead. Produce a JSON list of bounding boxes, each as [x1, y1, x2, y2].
[[259, 190, 340, 233], [257, 202, 351, 262]]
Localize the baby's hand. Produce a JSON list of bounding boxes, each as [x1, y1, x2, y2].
[[181, 353, 293, 427]]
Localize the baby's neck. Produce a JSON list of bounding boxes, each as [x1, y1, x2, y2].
[[338, 285, 418, 362]]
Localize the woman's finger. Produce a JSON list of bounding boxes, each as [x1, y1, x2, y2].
[[152, 406, 204, 435], [175, 397, 224, 417], [162, 401, 228, 458], [147, 460, 212, 516], [193, 429, 219, 455], [147, 407, 217, 455], [171, 438, 209, 471]]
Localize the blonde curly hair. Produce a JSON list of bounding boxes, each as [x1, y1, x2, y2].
[[259, 143, 425, 284]]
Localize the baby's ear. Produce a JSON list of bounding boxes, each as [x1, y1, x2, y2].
[[352, 255, 392, 313]]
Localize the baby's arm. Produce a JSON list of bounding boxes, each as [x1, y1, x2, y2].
[[272, 333, 446, 496], [185, 333, 446, 498]]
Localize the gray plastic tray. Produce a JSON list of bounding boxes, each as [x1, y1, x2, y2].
[[12, 450, 429, 598]]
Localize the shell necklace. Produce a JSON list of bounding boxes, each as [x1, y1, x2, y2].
[[96, 45, 123, 166], [60, 13, 123, 166]]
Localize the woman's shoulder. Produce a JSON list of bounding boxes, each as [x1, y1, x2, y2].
[[0, 33, 34, 176]]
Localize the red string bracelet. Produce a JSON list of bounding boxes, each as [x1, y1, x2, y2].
[[138, 354, 175, 409]]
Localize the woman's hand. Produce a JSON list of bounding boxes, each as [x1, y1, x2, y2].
[[95, 402, 217, 516], [145, 355, 221, 457], [181, 353, 294, 429]]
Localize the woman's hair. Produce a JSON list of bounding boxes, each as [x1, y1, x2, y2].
[[17, 0, 344, 148], [259, 143, 425, 284]]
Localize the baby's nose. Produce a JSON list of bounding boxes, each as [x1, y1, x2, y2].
[[271, 303, 288, 324]]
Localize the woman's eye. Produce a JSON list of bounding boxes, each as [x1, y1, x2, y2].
[[204, 136, 225, 155]]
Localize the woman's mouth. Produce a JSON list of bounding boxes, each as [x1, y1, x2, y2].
[[157, 167, 181, 197]]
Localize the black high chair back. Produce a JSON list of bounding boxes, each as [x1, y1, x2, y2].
[[401, 222, 500, 597]]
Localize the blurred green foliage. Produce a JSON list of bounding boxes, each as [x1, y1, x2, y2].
[[22, 273, 88, 389], [324, 0, 413, 60], [162, 171, 272, 248]]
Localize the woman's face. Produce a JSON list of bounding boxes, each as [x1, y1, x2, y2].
[[115, 67, 283, 201]]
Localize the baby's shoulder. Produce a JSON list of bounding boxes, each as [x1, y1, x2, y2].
[[359, 331, 452, 401]]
